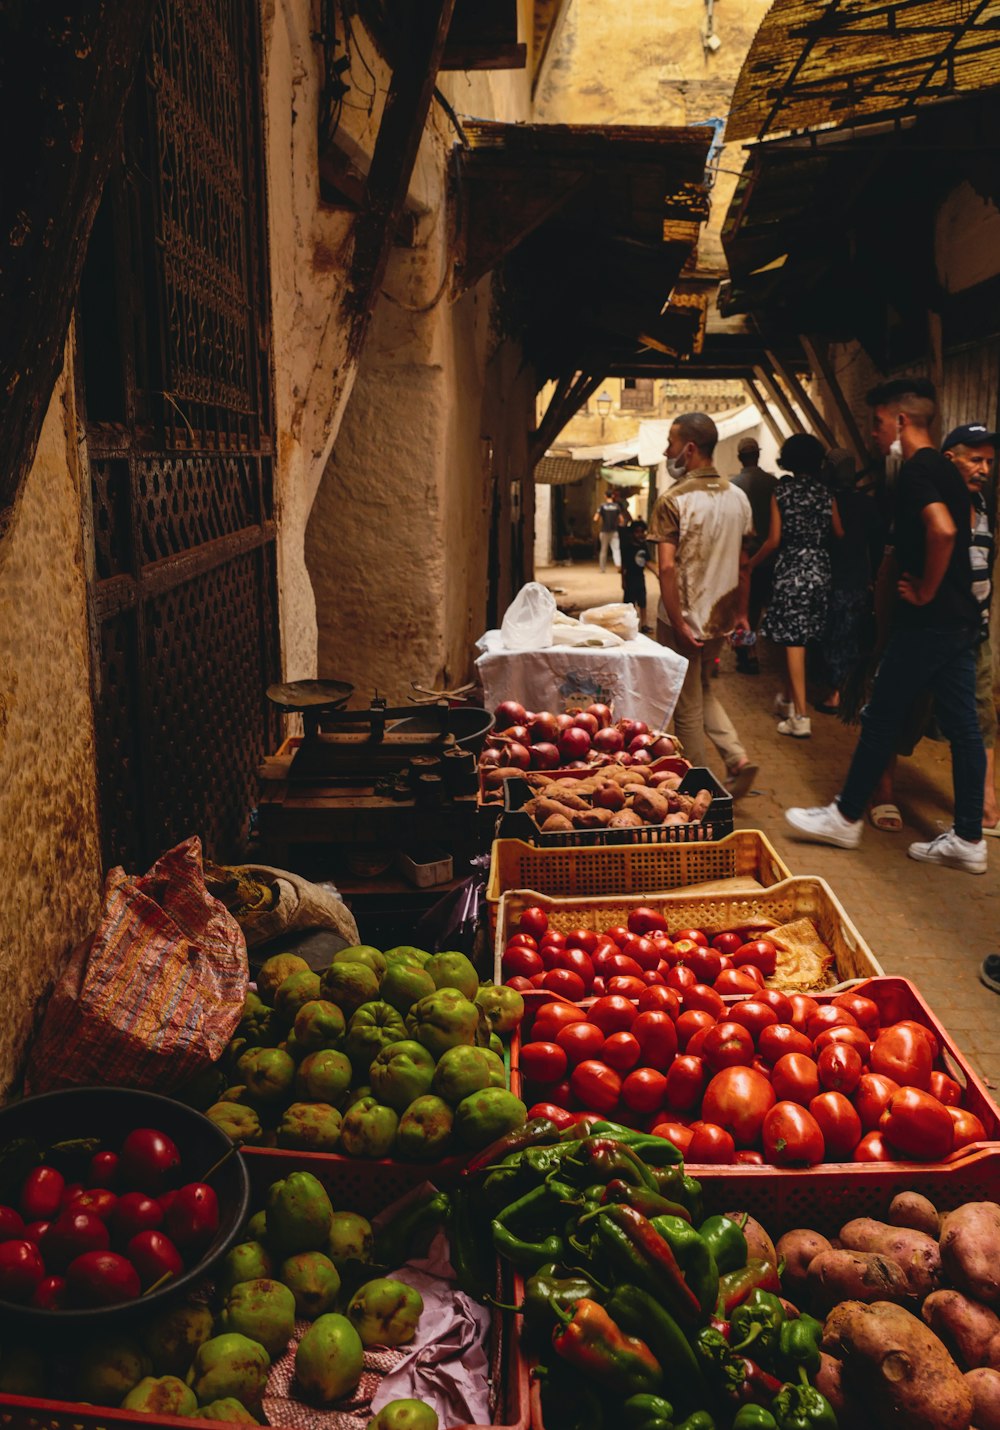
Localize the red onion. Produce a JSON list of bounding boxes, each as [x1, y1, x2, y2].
[[495, 700, 527, 728]]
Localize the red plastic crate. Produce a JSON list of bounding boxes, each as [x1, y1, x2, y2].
[[510, 976, 1000, 1168]]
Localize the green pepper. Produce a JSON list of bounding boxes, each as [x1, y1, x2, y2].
[[491, 1183, 565, 1270], [374, 1189, 450, 1269], [585, 1123, 684, 1165], [622, 1393, 675, 1430], [775, 1315, 823, 1378], [650, 1214, 719, 1320], [607, 1284, 708, 1412], [551, 1297, 663, 1395], [537, 1361, 605, 1430], [698, 1214, 748, 1274], [675, 1416, 715, 1430], [692, 1326, 747, 1396], [522, 1144, 578, 1180], [564, 1137, 660, 1192], [731, 1290, 786, 1359], [716, 1258, 782, 1317], [601, 1178, 692, 1224], [449, 1185, 494, 1299], [463, 1117, 563, 1179], [770, 1374, 837, 1430], [733, 1409, 778, 1430], [513, 1263, 606, 1336], [646, 1164, 704, 1222], [589, 1204, 702, 1325]]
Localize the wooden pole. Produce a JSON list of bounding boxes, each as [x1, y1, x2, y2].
[[742, 376, 786, 446], [799, 335, 869, 468], [753, 363, 806, 436], [766, 349, 837, 447]]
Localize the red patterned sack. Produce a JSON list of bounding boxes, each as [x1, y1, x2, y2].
[[25, 837, 247, 1094]]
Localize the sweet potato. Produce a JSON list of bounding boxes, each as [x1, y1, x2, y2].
[[593, 783, 626, 811], [777, 1229, 833, 1297], [822, 1299, 974, 1430], [940, 1203, 1000, 1306], [806, 1250, 910, 1314], [965, 1367, 1000, 1430], [838, 1217, 941, 1296], [609, 809, 643, 828], [540, 814, 574, 832], [533, 797, 582, 824], [572, 807, 613, 829], [727, 1212, 776, 1271], [632, 787, 670, 823], [689, 787, 713, 821], [649, 772, 682, 790], [483, 766, 525, 789], [923, 1291, 1000, 1369], [889, 1191, 941, 1238]]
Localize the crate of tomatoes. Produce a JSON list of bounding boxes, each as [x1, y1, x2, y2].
[[507, 977, 999, 1170]]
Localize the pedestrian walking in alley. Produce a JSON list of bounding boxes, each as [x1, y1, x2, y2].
[[749, 433, 844, 739], [650, 412, 758, 799], [621, 518, 651, 631], [732, 435, 777, 674], [593, 488, 623, 572], [817, 448, 884, 721], [786, 378, 988, 874]]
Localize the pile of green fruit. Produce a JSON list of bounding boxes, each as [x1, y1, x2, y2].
[[0, 1171, 443, 1426], [205, 944, 529, 1160]]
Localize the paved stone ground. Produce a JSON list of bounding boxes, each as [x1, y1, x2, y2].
[[537, 560, 1000, 1089]]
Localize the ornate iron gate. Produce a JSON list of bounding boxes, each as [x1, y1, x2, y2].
[[78, 0, 278, 872]]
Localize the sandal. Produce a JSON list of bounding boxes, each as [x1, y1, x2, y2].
[[868, 803, 903, 832], [983, 819, 1000, 839], [726, 761, 758, 800], [980, 954, 1000, 994]]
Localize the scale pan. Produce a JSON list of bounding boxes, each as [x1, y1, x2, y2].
[[390, 706, 495, 754], [267, 679, 354, 711]]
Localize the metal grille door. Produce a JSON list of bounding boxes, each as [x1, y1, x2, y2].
[[79, 0, 278, 872]]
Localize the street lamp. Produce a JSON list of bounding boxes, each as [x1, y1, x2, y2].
[[596, 390, 613, 436]]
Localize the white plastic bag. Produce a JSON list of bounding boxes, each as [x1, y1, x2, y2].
[[580, 603, 640, 642], [551, 622, 623, 648], [500, 581, 556, 650]]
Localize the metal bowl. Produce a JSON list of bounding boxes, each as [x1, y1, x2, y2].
[[390, 706, 495, 755], [0, 1086, 249, 1326]]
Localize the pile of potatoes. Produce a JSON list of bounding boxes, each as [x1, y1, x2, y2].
[[776, 1194, 1000, 1430], [504, 763, 713, 834]]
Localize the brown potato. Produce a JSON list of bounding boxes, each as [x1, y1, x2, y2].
[[777, 1229, 834, 1298], [631, 787, 670, 823], [889, 1192, 941, 1238], [838, 1217, 941, 1296], [823, 1299, 974, 1430], [940, 1203, 1000, 1306], [689, 787, 714, 821], [609, 809, 643, 828], [572, 807, 613, 828], [966, 1367, 1000, 1430], [814, 1352, 869, 1425], [726, 1213, 776, 1271], [923, 1290, 1000, 1369], [540, 813, 574, 832], [593, 783, 626, 811], [806, 1250, 910, 1314]]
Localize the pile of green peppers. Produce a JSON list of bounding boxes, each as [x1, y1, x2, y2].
[[453, 1117, 837, 1430]]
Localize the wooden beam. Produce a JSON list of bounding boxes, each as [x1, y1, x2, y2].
[[440, 42, 526, 70], [530, 371, 604, 466], [533, 0, 572, 97], [927, 309, 944, 446], [742, 377, 786, 447], [753, 364, 805, 436], [0, 0, 155, 545], [800, 335, 869, 468], [766, 349, 837, 447], [344, 0, 457, 350]]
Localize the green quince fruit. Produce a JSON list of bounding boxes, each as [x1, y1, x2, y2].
[[245, 1209, 268, 1242], [219, 1278, 296, 1359], [474, 984, 525, 1034], [368, 1399, 439, 1430], [122, 1376, 198, 1417], [489, 1032, 504, 1058], [206, 1101, 262, 1145], [197, 1398, 260, 1423], [280, 1250, 341, 1319], [431, 1045, 493, 1105], [296, 1048, 353, 1104], [454, 1087, 526, 1148], [345, 1001, 407, 1070], [266, 1172, 334, 1254], [274, 968, 322, 1024], [369, 1040, 436, 1111], [340, 1097, 399, 1158], [408, 989, 480, 1059], [424, 951, 479, 1000], [327, 1211, 374, 1265], [344, 1083, 372, 1109], [321, 961, 380, 1017], [295, 1314, 364, 1404], [332, 945, 388, 980], [379, 961, 436, 1016], [74, 1337, 150, 1405], [236, 1046, 296, 1104], [257, 953, 311, 1003], [294, 998, 347, 1051], [186, 1334, 269, 1408], [384, 945, 431, 967], [0, 1344, 46, 1397], [141, 1302, 214, 1377], [239, 990, 280, 1045], [347, 1277, 423, 1347], [220, 1241, 274, 1294], [277, 1102, 343, 1152], [481, 1048, 506, 1088], [395, 1095, 454, 1160]]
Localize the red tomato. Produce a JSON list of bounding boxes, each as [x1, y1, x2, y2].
[[870, 1025, 933, 1091], [651, 1120, 693, 1154], [727, 1000, 779, 1042], [621, 1067, 668, 1114], [637, 986, 680, 1017], [672, 927, 708, 947], [605, 953, 644, 979], [556, 1021, 606, 1066], [817, 1043, 863, 1095], [631, 1010, 678, 1070], [710, 931, 743, 956], [894, 1019, 940, 1061], [554, 947, 595, 989], [853, 1072, 900, 1132], [789, 995, 820, 1034], [946, 1106, 986, 1150], [702, 1021, 755, 1073], [0, 1208, 25, 1244], [665, 965, 697, 993], [713, 969, 765, 998], [87, 1152, 120, 1191], [519, 1041, 568, 1084], [733, 940, 777, 977], [928, 1071, 962, 1106], [687, 1121, 736, 1164], [853, 1131, 898, 1162], [20, 1167, 65, 1223], [701, 1066, 776, 1147], [529, 972, 547, 988], [542, 1079, 577, 1110], [734, 1150, 766, 1165], [506, 932, 537, 952], [663, 1055, 708, 1112], [676, 1009, 716, 1049], [588, 995, 636, 1035], [757, 1023, 813, 1064], [127, 1230, 184, 1288], [110, 1192, 163, 1243], [502, 945, 543, 979], [686, 947, 724, 985], [570, 1060, 622, 1115], [607, 976, 648, 999], [880, 1087, 955, 1160], [519, 907, 549, 937], [641, 971, 666, 986], [540, 930, 567, 950], [771, 1053, 821, 1106], [526, 1102, 576, 1130], [531, 1001, 588, 1041], [762, 1102, 825, 1166], [831, 992, 880, 1036], [566, 928, 599, 954], [602, 1032, 642, 1073], [604, 925, 630, 947], [809, 1091, 862, 1159], [682, 984, 726, 1019], [66, 1188, 117, 1223], [717, 956, 734, 974], [593, 946, 622, 978], [751, 988, 794, 1023], [627, 907, 668, 935], [813, 1026, 872, 1062], [506, 976, 534, 993], [537, 943, 563, 971], [807, 1005, 858, 1040], [622, 935, 660, 971], [591, 977, 607, 997], [0, 1241, 45, 1303], [542, 969, 586, 1001], [685, 1027, 713, 1061], [672, 939, 702, 961]]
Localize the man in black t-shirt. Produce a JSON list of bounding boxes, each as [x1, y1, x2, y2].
[[786, 378, 987, 873]]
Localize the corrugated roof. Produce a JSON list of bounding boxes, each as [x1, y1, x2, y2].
[[535, 455, 602, 485], [726, 0, 1000, 143]]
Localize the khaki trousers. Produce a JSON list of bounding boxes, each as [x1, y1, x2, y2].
[[658, 624, 747, 772]]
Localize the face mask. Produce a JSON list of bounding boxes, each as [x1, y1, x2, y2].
[[666, 456, 686, 480]]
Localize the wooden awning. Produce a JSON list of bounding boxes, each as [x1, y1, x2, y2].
[[726, 0, 1000, 143]]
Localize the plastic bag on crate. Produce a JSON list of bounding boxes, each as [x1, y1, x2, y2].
[[499, 580, 556, 649], [580, 602, 640, 642], [25, 836, 248, 1096]]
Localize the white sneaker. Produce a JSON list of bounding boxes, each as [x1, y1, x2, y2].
[[785, 801, 863, 849], [908, 829, 988, 874], [777, 714, 811, 738], [773, 693, 794, 718]]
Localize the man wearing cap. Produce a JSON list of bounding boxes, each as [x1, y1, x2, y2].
[[785, 378, 987, 873], [732, 436, 777, 674], [942, 423, 999, 838]]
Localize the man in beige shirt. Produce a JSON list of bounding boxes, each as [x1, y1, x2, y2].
[[649, 411, 758, 799]]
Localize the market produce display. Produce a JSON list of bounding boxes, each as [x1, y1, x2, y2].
[[205, 946, 528, 1160], [513, 986, 988, 1165], [507, 764, 712, 835]]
